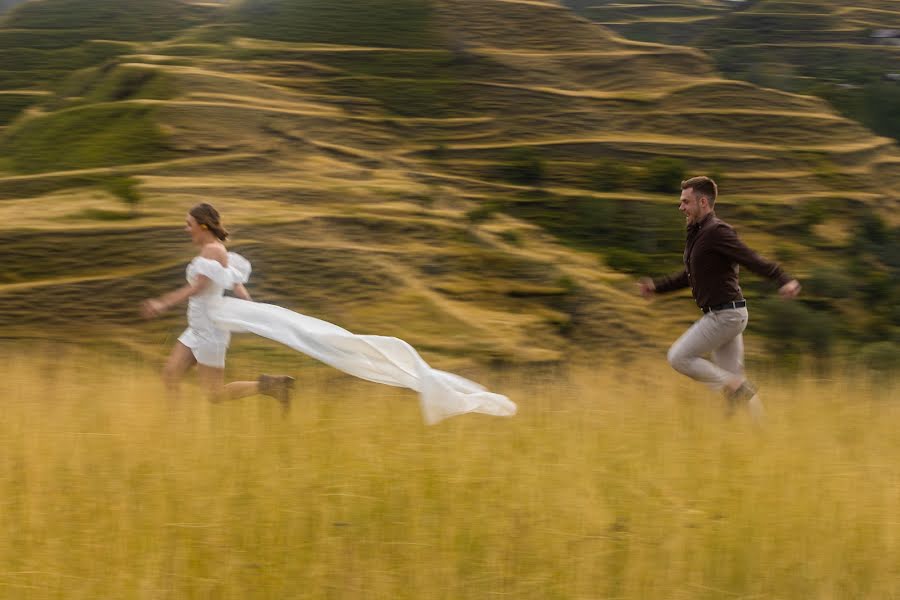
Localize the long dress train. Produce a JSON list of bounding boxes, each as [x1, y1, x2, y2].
[[191, 253, 517, 425]]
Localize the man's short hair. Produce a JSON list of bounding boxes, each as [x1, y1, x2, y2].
[[681, 176, 718, 206]]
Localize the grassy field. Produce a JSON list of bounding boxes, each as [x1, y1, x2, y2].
[[2, 349, 899, 599]]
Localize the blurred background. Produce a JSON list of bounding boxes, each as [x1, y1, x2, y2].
[[0, 0, 897, 371], [1, 1, 899, 598]]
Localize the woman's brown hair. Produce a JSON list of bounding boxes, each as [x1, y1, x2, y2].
[[189, 203, 229, 241]]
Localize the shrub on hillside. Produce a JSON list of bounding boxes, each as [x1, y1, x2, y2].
[[822, 82, 900, 144], [774, 243, 796, 263], [504, 195, 684, 269], [497, 148, 545, 185], [797, 198, 828, 234], [857, 341, 900, 374], [465, 202, 501, 223], [88, 67, 176, 102], [855, 212, 889, 248], [806, 266, 853, 299], [851, 214, 900, 276], [101, 175, 142, 214], [640, 157, 686, 194], [756, 298, 835, 358], [603, 247, 653, 274], [589, 158, 629, 192], [0, 94, 40, 125]]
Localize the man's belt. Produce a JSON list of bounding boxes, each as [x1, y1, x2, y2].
[[701, 300, 747, 314]]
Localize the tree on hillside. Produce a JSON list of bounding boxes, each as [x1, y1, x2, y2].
[[102, 175, 142, 216], [498, 147, 545, 185], [640, 157, 685, 194], [589, 158, 628, 192]]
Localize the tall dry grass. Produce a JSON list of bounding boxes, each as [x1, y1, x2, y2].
[[1, 349, 898, 599]]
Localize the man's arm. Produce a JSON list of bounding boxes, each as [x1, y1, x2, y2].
[[639, 270, 688, 298], [653, 269, 689, 294], [716, 224, 800, 298]]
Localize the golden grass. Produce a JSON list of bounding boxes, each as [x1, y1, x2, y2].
[[2, 350, 899, 599]]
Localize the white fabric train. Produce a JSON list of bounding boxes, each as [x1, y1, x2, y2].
[[190, 252, 517, 425]]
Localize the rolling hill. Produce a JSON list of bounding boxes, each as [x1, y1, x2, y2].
[[0, 0, 898, 367], [566, 0, 900, 142]]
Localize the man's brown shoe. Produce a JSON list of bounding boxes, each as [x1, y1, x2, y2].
[[258, 374, 295, 415], [725, 380, 758, 417]]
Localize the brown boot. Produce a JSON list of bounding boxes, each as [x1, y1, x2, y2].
[[258, 374, 295, 415], [724, 380, 758, 417]]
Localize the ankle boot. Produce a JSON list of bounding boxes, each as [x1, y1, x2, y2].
[[258, 374, 295, 414], [725, 380, 758, 416]]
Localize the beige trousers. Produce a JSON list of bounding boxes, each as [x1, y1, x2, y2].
[[667, 307, 749, 391]]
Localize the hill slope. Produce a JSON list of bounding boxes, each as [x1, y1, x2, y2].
[[565, 0, 900, 142], [0, 0, 898, 364]]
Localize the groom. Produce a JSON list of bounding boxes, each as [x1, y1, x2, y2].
[[638, 176, 801, 414]]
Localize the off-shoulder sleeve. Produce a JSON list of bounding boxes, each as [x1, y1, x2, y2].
[[191, 253, 252, 289], [227, 252, 251, 284], [191, 257, 233, 288]]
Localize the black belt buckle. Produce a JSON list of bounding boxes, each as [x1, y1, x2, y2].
[[702, 300, 746, 313]]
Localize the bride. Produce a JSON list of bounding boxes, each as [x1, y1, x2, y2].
[[141, 203, 295, 412], [141, 203, 517, 424]]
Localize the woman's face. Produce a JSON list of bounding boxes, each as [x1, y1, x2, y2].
[[185, 214, 205, 245]]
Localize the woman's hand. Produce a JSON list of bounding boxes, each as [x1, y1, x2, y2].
[[141, 299, 167, 319], [141, 283, 200, 319]]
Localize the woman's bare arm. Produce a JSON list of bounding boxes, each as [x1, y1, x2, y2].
[[141, 243, 231, 319], [141, 277, 210, 319], [233, 283, 252, 301]]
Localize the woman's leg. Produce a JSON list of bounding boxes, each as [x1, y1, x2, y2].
[[196, 365, 259, 402], [195, 352, 294, 413], [162, 342, 197, 398]]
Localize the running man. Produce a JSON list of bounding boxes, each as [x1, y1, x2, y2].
[[638, 176, 801, 415]]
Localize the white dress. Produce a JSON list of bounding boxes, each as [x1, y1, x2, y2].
[[177, 253, 252, 368], [177, 252, 517, 425]]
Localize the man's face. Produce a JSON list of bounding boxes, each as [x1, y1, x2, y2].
[[679, 188, 708, 226]]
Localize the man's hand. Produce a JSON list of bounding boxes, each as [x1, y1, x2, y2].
[[779, 279, 801, 299], [637, 277, 656, 299]]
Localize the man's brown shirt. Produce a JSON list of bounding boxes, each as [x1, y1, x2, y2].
[[653, 213, 792, 309]]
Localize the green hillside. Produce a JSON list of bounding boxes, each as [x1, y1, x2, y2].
[[229, 0, 436, 48], [566, 0, 900, 142], [0, 0, 27, 14], [0, 0, 211, 89], [0, 0, 898, 366], [563, 0, 730, 45]]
